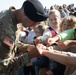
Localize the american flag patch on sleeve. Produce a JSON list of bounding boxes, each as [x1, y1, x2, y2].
[[3, 36, 13, 47]]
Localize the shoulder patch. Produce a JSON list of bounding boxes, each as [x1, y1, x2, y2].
[[3, 36, 13, 47]]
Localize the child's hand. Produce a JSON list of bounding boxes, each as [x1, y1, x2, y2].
[[45, 38, 56, 46], [34, 38, 41, 45]]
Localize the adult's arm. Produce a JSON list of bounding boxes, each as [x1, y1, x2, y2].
[[36, 44, 76, 66], [42, 50, 76, 66]]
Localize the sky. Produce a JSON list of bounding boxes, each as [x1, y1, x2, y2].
[[0, 0, 76, 11]]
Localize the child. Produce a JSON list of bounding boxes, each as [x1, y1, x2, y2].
[[34, 9, 61, 44], [33, 10, 66, 75]]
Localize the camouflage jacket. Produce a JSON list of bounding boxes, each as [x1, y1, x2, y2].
[[0, 10, 30, 73]]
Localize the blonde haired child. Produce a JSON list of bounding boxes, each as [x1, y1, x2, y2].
[[49, 9, 61, 31], [34, 9, 61, 45]]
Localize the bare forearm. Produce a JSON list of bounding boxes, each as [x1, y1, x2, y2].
[[68, 40, 76, 46], [54, 36, 59, 41], [42, 50, 76, 66]]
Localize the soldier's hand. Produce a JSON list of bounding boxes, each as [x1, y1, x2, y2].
[[27, 45, 41, 59], [27, 45, 35, 51]]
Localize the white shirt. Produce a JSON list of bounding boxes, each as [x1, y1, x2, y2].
[[24, 29, 36, 44], [38, 23, 59, 43]]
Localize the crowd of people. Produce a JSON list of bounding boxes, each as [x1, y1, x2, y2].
[[0, 0, 76, 75]]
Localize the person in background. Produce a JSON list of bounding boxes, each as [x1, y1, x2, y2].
[[62, 5, 70, 17], [59, 6, 67, 18], [50, 6, 55, 11]]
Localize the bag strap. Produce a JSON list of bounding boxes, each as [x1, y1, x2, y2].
[[48, 27, 57, 37], [24, 31, 29, 36]]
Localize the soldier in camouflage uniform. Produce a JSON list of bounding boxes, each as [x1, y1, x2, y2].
[[0, 0, 48, 75]]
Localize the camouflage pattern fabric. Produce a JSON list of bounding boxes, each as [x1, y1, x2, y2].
[[0, 10, 30, 75]]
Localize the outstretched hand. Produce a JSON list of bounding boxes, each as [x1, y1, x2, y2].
[[45, 38, 56, 46], [27, 45, 41, 58], [36, 44, 48, 54]]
